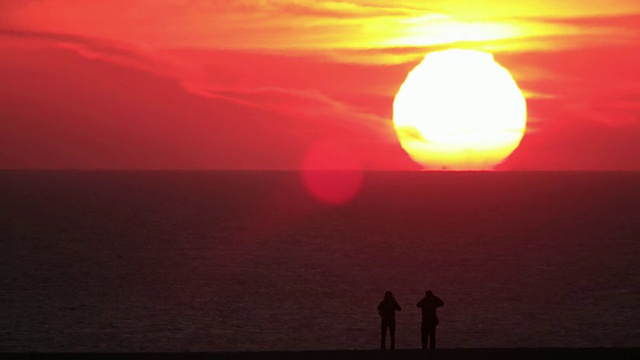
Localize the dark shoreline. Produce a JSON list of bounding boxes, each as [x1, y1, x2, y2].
[[3, 348, 640, 360]]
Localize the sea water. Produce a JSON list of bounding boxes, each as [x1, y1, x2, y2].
[[0, 171, 638, 351]]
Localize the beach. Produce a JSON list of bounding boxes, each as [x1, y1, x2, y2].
[[3, 348, 640, 360]]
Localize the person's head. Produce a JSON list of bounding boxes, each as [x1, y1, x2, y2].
[[384, 291, 393, 301], [425, 290, 433, 297]]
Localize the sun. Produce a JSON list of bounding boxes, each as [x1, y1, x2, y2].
[[393, 49, 527, 170]]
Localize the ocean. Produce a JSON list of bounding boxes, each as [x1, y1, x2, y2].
[[0, 171, 638, 352]]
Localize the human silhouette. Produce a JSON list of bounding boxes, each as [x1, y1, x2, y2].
[[416, 290, 444, 349], [377, 291, 401, 350]]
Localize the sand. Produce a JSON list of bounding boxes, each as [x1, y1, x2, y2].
[[4, 348, 639, 360]]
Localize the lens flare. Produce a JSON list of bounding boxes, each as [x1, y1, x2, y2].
[[301, 140, 363, 205]]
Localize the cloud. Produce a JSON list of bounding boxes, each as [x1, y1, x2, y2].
[[2, 0, 638, 55], [0, 28, 200, 79], [180, 82, 395, 139], [1, 26, 398, 143]]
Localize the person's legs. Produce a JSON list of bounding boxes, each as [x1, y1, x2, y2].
[[380, 321, 388, 349], [429, 327, 436, 349], [421, 323, 428, 349], [389, 321, 396, 349]]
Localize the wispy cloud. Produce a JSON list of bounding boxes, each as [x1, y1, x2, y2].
[[3, 1, 638, 56], [1, 26, 397, 141], [2, 1, 639, 135], [0, 28, 200, 79], [180, 82, 394, 138]]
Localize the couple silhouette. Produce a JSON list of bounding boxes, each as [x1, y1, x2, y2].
[[377, 290, 444, 350]]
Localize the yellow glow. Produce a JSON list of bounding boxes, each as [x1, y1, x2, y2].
[[379, 15, 523, 48], [393, 49, 527, 170]]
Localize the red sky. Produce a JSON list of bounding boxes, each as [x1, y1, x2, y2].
[[1, 1, 639, 170]]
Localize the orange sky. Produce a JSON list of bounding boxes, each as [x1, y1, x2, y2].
[[1, 1, 639, 170]]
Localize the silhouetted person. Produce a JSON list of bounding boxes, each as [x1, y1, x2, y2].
[[417, 290, 444, 349], [377, 291, 401, 350]]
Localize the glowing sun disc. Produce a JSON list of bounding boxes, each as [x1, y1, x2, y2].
[[393, 49, 527, 170]]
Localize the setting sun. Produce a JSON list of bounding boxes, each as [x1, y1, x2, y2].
[[393, 49, 527, 170]]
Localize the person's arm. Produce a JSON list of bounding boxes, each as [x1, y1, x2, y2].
[[394, 300, 402, 311], [436, 296, 444, 307], [417, 298, 424, 307]]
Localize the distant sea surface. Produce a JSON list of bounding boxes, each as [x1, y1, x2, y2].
[[1, 171, 638, 352]]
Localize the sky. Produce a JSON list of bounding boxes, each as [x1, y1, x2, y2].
[[1, 0, 639, 170]]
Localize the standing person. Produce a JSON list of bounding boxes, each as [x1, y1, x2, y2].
[[377, 291, 402, 350], [417, 290, 444, 349]]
